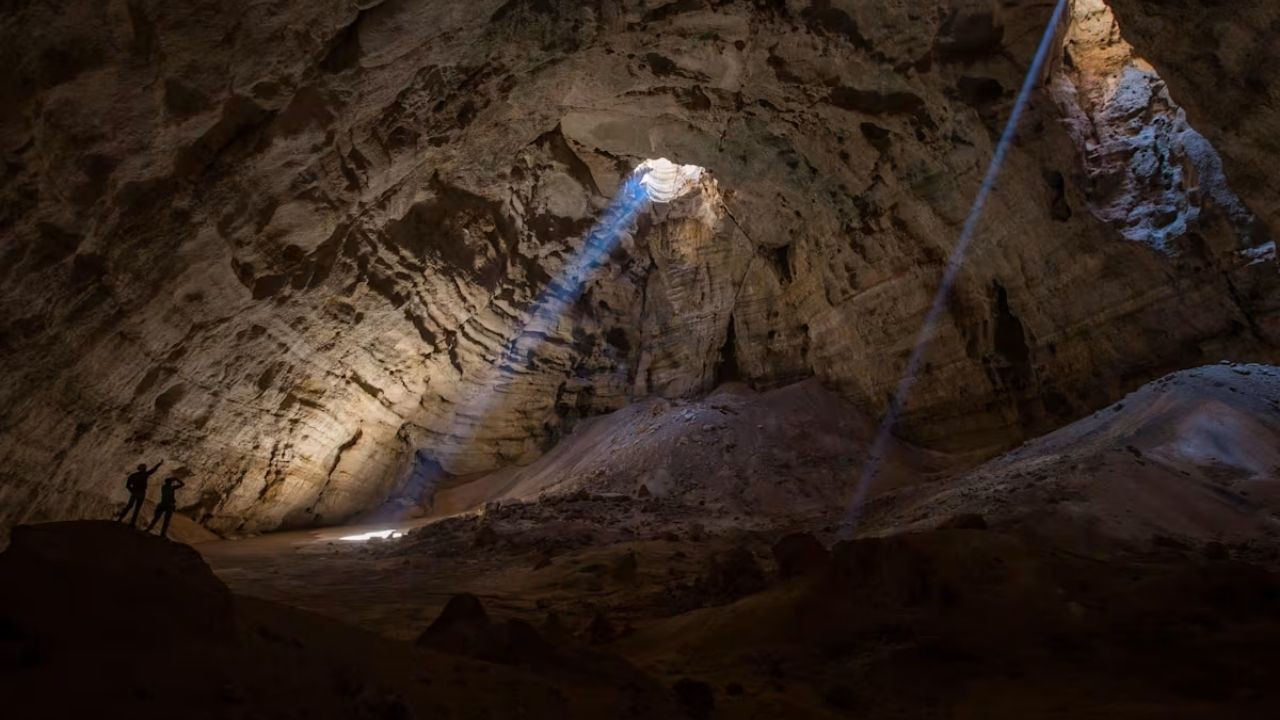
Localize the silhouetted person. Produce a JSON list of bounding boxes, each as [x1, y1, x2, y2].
[[115, 460, 163, 527], [146, 477, 185, 538]]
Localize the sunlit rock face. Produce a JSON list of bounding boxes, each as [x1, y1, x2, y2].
[[1105, 0, 1280, 240], [0, 0, 1276, 534], [1050, 0, 1266, 254]]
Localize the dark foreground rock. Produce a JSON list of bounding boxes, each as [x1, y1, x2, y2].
[[0, 521, 689, 719]]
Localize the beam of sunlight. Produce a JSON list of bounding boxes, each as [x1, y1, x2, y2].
[[450, 174, 650, 436], [510, 159, 704, 346], [402, 159, 706, 505], [839, 0, 1070, 537]]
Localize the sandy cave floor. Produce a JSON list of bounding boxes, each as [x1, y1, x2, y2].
[[195, 488, 1280, 718], [199, 498, 790, 644], [183, 365, 1280, 717]]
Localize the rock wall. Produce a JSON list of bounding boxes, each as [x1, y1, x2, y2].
[[1050, 0, 1264, 254], [1105, 0, 1280, 237], [0, 0, 1276, 534]]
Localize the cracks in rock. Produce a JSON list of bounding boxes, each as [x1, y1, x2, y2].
[[536, 125, 602, 197], [348, 372, 390, 407], [1043, 169, 1073, 222], [255, 440, 287, 504], [717, 114, 735, 153], [989, 281, 1034, 391], [713, 206, 763, 378], [318, 1, 392, 74], [445, 330, 465, 375], [719, 201, 754, 249], [403, 308, 438, 345], [174, 96, 277, 181], [714, 317, 743, 386], [383, 178, 514, 293], [768, 245, 793, 286], [309, 427, 364, 517], [633, 257, 657, 391], [1223, 273, 1265, 342]]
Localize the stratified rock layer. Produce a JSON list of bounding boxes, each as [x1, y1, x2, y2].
[[1, 0, 1276, 534]]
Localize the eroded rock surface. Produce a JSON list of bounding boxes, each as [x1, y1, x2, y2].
[[1051, 0, 1265, 253], [1106, 0, 1280, 236], [1, 0, 1276, 534], [409, 380, 952, 524]]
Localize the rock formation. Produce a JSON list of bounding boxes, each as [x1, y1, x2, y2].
[[1050, 0, 1264, 253], [870, 362, 1280, 557], [0, 0, 1276, 536], [1106, 0, 1280, 236]]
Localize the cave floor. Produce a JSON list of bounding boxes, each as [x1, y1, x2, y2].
[[197, 490, 1280, 719], [199, 499, 786, 644], [193, 366, 1280, 717]]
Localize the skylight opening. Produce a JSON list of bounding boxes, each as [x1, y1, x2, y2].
[[635, 158, 706, 203]]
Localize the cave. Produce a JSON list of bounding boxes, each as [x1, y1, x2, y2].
[[2, 1, 1279, 717]]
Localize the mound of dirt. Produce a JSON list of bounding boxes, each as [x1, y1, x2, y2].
[[1, 521, 234, 652], [413, 380, 956, 523], [868, 364, 1280, 559]]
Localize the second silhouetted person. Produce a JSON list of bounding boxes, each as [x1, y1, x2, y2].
[[146, 477, 185, 538]]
